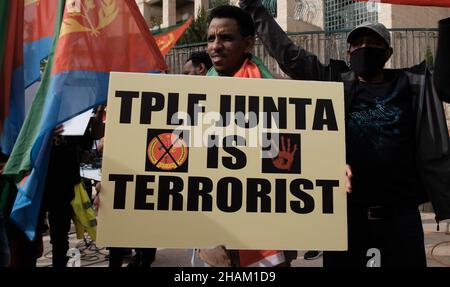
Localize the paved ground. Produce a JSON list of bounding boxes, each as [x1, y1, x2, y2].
[[36, 213, 450, 267]]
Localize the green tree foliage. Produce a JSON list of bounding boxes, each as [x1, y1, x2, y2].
[[178, 7, 208, 45], [210, 0, 230, 7], [177, 1, 231, 45]]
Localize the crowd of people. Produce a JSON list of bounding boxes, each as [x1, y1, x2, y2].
[[0, 0, 449, 267]]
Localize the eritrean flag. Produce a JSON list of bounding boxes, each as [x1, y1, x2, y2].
[[24, 0, 57, 87], [356, 0, 450, 7], [1, 0, 57, 156], [0, 1, 25, 156], [154, 17, 193, 56], [2, 0, 167, 240]]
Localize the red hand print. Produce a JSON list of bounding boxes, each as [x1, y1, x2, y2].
[[268, 136, 297, 171]]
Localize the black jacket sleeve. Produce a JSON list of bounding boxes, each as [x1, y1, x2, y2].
[[239, 0, 348, 81], [434, 17, 450, 103]]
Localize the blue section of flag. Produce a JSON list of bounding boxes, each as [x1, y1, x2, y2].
[[43, 71, 109, 126], [10, 71, 109, 240], [24, 37, 53, 88], [6, 0, 167, 241], [10, 132, 52, 240]]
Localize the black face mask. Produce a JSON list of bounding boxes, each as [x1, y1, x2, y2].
[[350, 47, 388, 80]]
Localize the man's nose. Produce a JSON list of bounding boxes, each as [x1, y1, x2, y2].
[[211, 38, 223, 51]]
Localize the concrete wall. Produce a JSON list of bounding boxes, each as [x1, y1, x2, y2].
[[233, 0, 325, 32], [176, 3, 194, 22], [277, 0, 323, 32], [148, 6, 163, 28], [136, 0, 153, 27], [379, 3, 450, 29], [141, 0, 450, 32], [139, 0, 194, 28]]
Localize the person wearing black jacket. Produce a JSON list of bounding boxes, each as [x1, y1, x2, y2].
[[38, 124, 94, 267], [0, 153, 10, 266], [239, 0, 450, 267]]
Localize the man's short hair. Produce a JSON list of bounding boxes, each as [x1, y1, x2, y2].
[[207, 5, 255, 38], [347, 22, 391, 47], [186, 51, 212, 70]]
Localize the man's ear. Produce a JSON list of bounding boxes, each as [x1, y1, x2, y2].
[[244, 36, 255, 53], [197, 63, 207, 74], [386, 47, 393, 61]]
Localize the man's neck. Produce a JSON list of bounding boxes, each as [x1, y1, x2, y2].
[[218, 71, 234, 77], [218, 65, 243, 77], [357, 70, 385, 83], [217, 56, 249, 77]]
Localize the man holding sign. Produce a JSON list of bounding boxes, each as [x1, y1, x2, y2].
[[97, 4, 349, 267], [204, 5, 292, 267], [239, 0, 450, 267]]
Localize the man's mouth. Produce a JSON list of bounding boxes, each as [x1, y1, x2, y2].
[[211, 55, 225, 63]]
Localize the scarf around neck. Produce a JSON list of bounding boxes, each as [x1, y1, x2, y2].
[[206, 55, 273, 79]]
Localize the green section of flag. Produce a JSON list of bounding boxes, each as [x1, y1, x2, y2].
[[251, 56, 273, 79], [2, 0, 65, 183], [0, 0, 65, 219]]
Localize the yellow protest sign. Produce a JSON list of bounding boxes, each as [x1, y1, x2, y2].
[[97, 73, 347, 250]]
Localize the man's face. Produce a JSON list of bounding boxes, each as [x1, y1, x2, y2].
[[183, 60, 205, 75], [348, 30, 389, 53], [347, 30, 393, 81], [207, 17, 254, 76]]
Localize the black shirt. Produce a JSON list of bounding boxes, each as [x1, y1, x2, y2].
[[346, 71, 426, 206]]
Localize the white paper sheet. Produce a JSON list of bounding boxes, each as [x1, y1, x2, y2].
[[61, 109, 93, 136]]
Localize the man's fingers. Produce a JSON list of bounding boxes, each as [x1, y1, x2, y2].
[[291, 144, 298, 155], [345, 164, 353, 178], [345, 178, 352, 193], [281, 136, 286, 151], [345, 164, 353, 193], [54, 124, 64, 135], [93, 195, 100, 210], [95, 182, 101, 193]]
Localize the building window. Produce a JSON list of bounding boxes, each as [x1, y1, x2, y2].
[[325, 0, 378, 32], [262, 0, 277, 18]]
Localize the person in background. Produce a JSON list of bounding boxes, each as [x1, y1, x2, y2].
[[0, 153, 10, 266], [183, 51, 213, 76], [91, 106, 157, 268], [239, 0, 450, 267], [201, 5, 298, 267]]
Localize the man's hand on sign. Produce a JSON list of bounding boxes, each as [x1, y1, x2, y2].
[[92, 105, 106, 140], [53, 124, 66, 146], [93, 182, 101, 210], [345, 164, 353, 193], [53, 124, 64, 135], [268, 136, 297, 171]]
